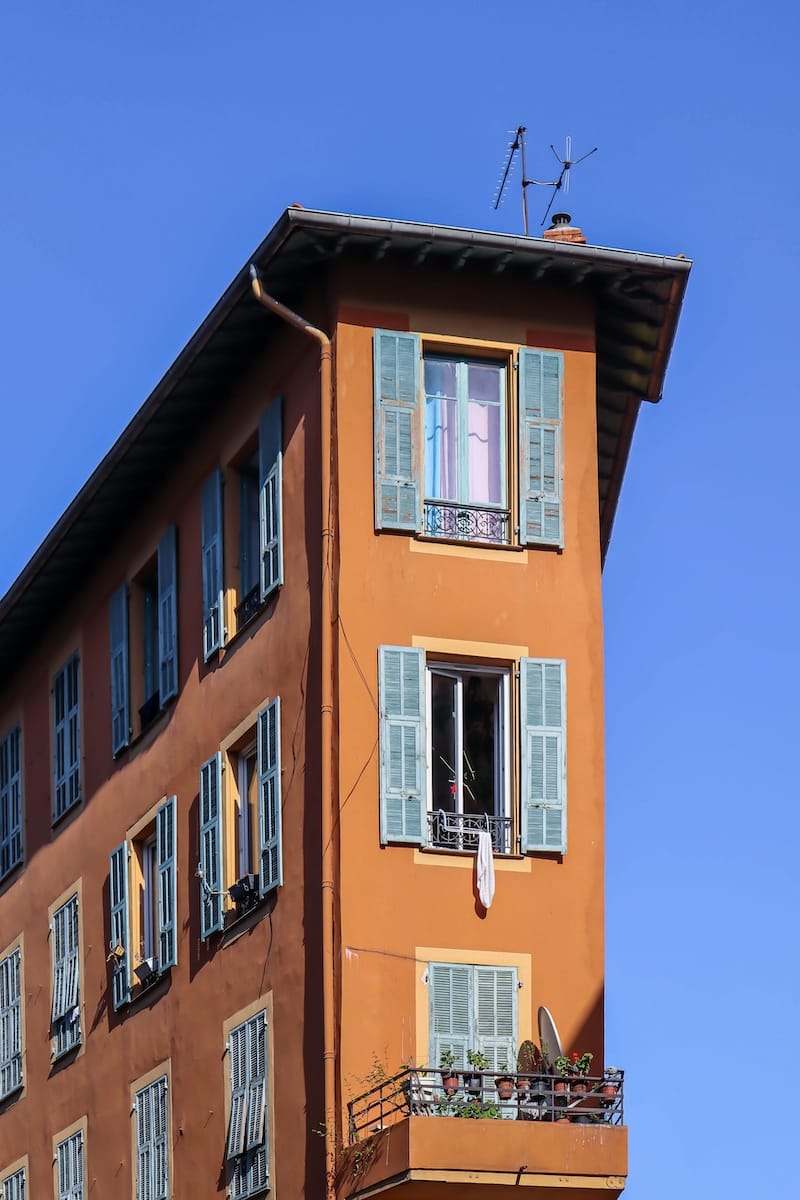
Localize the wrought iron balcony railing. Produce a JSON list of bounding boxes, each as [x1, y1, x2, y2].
[[427, 811, 512, 855], [423, 502, 510, 545], [348, 1068, 624, 1142]]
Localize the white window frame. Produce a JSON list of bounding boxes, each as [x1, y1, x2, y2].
[[425, 662, 511, 835], [134, 1074, 169, 1200]]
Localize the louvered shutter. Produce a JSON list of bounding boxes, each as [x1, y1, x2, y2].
[[156, 796, 177, 970], [475, 966, 518, 1072], [378, 646, 425, 845], [57, 1131, 84, 1200], [520, 658, 566, 852], [227, 1022, 248, 1159], [257, 699, 282, 896], [153, 1077, 169, 1200], [429, 963, 471, 1070], [518, 349, 564, 547], [0, 947, 22, 1097], [374, 331, 422, 531], [199, 753, 224, 938], [52, 895, 79, 1022], [2, 1170, 24, 1200], [157, 525, 178, 702], [109, 584, 130, 754], [259, 397, 284, 601], [54, 656, 80, 819], [0, 725, 22, 878], [136, 1086, 152, 1200], [245, 1012, 267, 1151], [201, 469, 225, 660], [109, 842, 131, 1008]]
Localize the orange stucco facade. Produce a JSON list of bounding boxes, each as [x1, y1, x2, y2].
[[0, 210, 689, 1199]]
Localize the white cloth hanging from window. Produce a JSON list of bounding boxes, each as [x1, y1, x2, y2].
[[476, 830, 495, 909]]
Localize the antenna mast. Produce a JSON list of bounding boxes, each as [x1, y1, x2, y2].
[[493, 128, 598, 235]]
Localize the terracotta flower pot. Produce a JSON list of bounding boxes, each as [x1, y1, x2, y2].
[[495, 1075, 515, 1100], [441, 1071, 459, 1096]]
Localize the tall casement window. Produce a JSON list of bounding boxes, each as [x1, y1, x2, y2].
[[429, 962, 518, 1072], [51, 895, 81, 1058], [0, 945, 22, 1098], [0, 726, 22, 879], [198, 698, 282, 938], [53, 655, 80, 820], [1, 1169, 25, 1200], [374, 331, 563, 548], [202, 395, 284, 651], [134, 1075, 169, 1200], [108, 525, 179, 755], [424, 356, 508, 543], [108, 796, 177, 1009], [379, 646, 566, 854], [56, 1131, 84, 1200], [227, 1011, 269, 1199]]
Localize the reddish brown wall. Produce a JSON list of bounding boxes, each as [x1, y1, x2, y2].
[[0, 324, 326, 1198]]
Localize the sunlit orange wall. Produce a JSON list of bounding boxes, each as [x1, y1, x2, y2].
[[331, 265, 606, 1109]]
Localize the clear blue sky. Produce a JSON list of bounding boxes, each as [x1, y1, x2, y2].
[[2, 3, 797, 1195]]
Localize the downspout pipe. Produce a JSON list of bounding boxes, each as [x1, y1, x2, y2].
[[249, 265, 337, 1200]]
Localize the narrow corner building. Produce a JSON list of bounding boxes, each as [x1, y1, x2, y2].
[[0, 207, 690, 1200]]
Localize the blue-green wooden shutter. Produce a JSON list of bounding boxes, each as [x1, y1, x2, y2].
[[136, 1076, 169, 1200], [518, 349, 564, 547], [109, 584, 130, 755], [53, 656, 80, 819], [57, 1130, 84, 1200], [2, 1170, 25, 1200], [429, 963, 471, 1070], [245, 1011, 268, 1151], [109, 842, 130, 1008], [257, 699, 282, 896], [0, 726, 22, 879], [378, 646, 425, 845], [229, 1012, 269, 1199], [199, 753, 224, 938], [475, 966, 518, 1071], [51, 895, 80, 1056], [157, 525, 178, 701], [0, 947, 22, 1097], [259, 397, 283, 601], [374, 331, 421, 531], [201, 469, 225, 660], [520, 658, 566, 852], [156, 796, 177, 969], [227, 1021, 248, 1160]]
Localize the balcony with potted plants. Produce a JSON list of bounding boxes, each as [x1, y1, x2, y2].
[[339, 1042, 627, 1200]]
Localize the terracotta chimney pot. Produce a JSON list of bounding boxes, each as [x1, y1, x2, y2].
[[542, 212, 587, 244]]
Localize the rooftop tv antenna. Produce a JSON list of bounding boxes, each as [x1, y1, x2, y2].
[[493, 128, 597, 235]]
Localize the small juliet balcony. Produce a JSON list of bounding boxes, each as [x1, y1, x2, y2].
[[340, 1069, 626, 1200]]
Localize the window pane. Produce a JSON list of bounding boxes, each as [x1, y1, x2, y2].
[[424, 359, 456, 399], [462, 674, 499, 818], [467, 401, 503, 505], [425, 396, 458, 500], [467, 363, 502, 405], [430, 673, 457, 813]]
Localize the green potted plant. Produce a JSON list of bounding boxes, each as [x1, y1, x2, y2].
[[439, 1049, 459, 1096], [570, 1051, 593, 1095], [464, 1049, 490, 1096]]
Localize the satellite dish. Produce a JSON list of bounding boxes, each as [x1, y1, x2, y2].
[[538, 1006, 564, 1069]]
